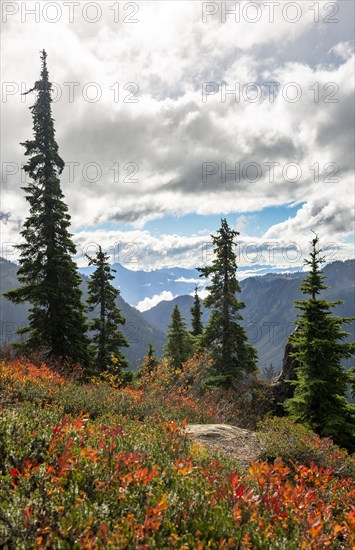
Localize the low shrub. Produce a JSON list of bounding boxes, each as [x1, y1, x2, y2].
[[257, 416, 355, 478], [0, 358, 217, 424], [0, 404, 354, 549], [1, 358, 354, 548]]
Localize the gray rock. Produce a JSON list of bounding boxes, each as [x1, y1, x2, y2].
[[186, 424, 252, 441], [272, 329, 299, 413], [186, 423, 260, 469]]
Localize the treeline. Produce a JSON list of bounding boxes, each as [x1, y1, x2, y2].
[[4, 51, 355, 452]]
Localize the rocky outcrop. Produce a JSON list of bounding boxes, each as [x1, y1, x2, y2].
[[186, 424, 261, 469], [272, 330, 299, 413]]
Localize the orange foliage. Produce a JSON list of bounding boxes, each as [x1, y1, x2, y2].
[[0, 357, 66, 388]]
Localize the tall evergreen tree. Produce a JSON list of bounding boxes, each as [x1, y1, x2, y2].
[[164, 305, 193, 370], [285, 234, 355, 452], [190, 286, 203, 336], [198, 219, 257, 387], [4, 50, 90, 366], [86, 246, 129, 373]]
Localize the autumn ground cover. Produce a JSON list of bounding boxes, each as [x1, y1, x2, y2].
[[0, 358, 354, 549]]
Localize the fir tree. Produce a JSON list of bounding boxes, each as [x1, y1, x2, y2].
[[4, 50, 90, 366], [86, 246, 129, 373], [164, 305, 193, 370], [198, 218, 257, 387], [143, 343, 159, 373], [285, 234, 355, 452], [190, 286, 203, 336], [262, 362, 277, 382]]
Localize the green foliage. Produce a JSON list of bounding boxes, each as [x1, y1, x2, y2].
[[1, 401, 354, 548], [198, 219, 257, 387], [190, 286, 203, 336], [164, 305, 193, 370], [0, 358, 215, 424], [143, 343, 159, 374], [258, 416, 355, 478], [285, 234, 355, 452], [1, 359, 354, 548], [86, 246, 129, 373], [350, 367, 355, 397], [3, 50, 90, 367]]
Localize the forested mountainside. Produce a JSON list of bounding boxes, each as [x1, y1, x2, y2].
[[141, 260, 355, 370], [1, 258, 353, 370], [0, 258, 165, 368]]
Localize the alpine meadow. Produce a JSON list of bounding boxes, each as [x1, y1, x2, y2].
[[1, 3, 355, 549]]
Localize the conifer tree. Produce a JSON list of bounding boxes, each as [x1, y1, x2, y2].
[[86, 246, 129, 373], [198, 219, 257, 387], [164, 305, 193, 370], [190, 286, 203, 336], [285, 234, 355, 452], [144, 343, 159, 373], [262, 362, 277, 382], [4, 50, 90, 366]]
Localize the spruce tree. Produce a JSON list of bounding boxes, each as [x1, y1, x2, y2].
[[190, 286, 203, 336], [86, 246, 129, 373], [144, 343, 159, 373], [198, 218, 257, 387], [285, 234, 355, 452], [262, 362, 277, 382], [164, 305, 193, 370], [4, 50, 90, 366]]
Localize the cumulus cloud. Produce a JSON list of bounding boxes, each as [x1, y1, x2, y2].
[[1, 0, 354, 268], [174, 277, 201, 284], [329, 40, 355, 61], [264, 197, 354, 241], [136, 291, 176, 312]]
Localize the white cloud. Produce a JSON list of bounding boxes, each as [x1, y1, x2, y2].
[[174, 277, 201, 284], [2, 221, 353, 272], [1, 0, 354, 269], [329, 40, 355, 61], [136, 290, 175, 312]]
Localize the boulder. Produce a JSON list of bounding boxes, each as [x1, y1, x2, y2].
[[186, 424, 260, 469], [186, 424, 251, 441]]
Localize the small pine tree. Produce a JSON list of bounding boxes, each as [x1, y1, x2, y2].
[[190, 286, 203, 336], [86, 246, 129, 373], [4, 50, 90, 366], [143, 343, 159, 373], [285, 234, 355, 452], [198, 218, 257, 388], [164, 305, 193, 370], [262, 362, 277, 382]]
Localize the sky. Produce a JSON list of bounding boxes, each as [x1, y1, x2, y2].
[[1, 0, 354, 273]]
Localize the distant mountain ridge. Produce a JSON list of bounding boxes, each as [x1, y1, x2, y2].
[[1, 258, 354, 371], [0, 258, 165, 368], [78, 262, 306, 309], [79, 263, 200, 308], [141, 260, 355, 370]]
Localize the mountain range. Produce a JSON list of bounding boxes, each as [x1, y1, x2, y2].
[[1, 258, 354, 371], [142, 260, 355, 370], [78, 262, 304, 310], [0, 258, 165, 368]]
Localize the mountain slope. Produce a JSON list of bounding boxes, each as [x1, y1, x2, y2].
[[1, 258, 354, 370], [141, 260, 355, 370], [79, 263, 200, 307], [0, 258, 165, 368], [78, 263, 305, 309]]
